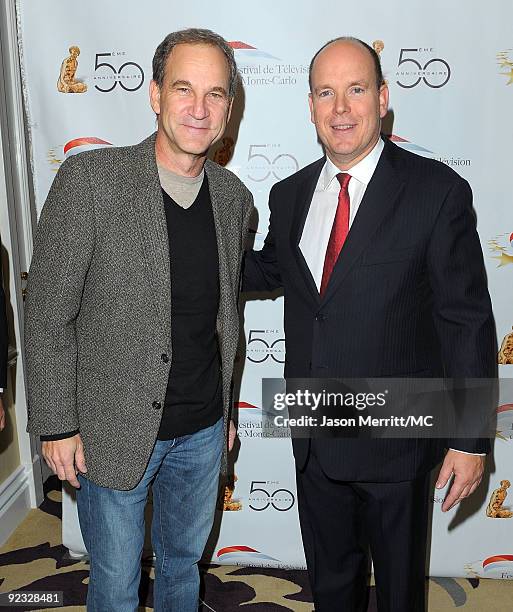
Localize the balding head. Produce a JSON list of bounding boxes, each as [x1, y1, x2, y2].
[[309, 37, 383, 92]]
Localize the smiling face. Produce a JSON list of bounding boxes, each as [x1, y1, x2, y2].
[[308, 40, 388, 170], [150, 42, 232, 174]]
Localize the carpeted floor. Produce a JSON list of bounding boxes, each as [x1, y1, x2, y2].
[[0, 478, 512, 611]]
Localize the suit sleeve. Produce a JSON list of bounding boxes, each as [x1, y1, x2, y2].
[[0, 237, 7, 389], [426, 176, 497, 454], [24, 154, 95, 437], [241, 189, 254, 250], [242, 183, 283, 293]]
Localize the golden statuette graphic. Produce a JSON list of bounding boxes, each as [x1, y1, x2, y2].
[[213, 136, 235, 167], [497, 50, 513, 85], [222, 474, 242, 511], [372, 40, 387, 85], [486, 480, 513, 518], [498, 327, 513, 365], [57, 46, 87, 93], [372, 40, 385, 57], [488, 234, 513, 267]]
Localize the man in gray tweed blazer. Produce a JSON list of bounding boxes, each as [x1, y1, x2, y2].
[[25, 28, 253, 611]]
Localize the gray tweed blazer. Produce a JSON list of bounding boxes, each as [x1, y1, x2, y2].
[[25, 133, 253, 490]]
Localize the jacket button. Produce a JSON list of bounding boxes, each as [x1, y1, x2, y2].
[[152, 401, 162, 410], [161, 353, 169, 363], [315, 314, 326, 321]]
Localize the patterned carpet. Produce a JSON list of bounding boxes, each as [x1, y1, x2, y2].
[[0, 478, 512, 611]]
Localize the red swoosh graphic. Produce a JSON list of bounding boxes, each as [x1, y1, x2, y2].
[[483, 555, 513, 568], [229, 41, 257, 50], [64, 137, 112, 155]]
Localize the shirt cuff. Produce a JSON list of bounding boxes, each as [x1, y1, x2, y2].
[[40, 429, 79, 442], [448, 448, 486, 456]]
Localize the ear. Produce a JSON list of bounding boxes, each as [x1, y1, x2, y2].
[[379, 83, 389, 119], [149, 80, 161, 115], [226, 97, 234, 124], [308, 92, 315, 124]]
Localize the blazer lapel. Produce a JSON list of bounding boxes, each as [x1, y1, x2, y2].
[[204, 161, 234, 308], [127, 133, 171, 339], [321, 139, 405, 306], [289, 158, 324, 303]]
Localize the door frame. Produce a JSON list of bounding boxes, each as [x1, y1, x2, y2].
[[0, 0, 46, 510]]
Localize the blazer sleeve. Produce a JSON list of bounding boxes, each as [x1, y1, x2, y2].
[[0, 237, 7, 389], [426, 175, 497, 453], [242, 183, 283, 293], [241, 188, 254, 250], [24, 154, 95, 437]]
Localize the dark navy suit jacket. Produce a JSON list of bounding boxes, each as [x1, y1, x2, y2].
[[244, 136, 496, 482]]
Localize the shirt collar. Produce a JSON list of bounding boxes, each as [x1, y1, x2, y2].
[[322, 137, 384, 190]]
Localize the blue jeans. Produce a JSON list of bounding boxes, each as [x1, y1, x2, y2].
[[76, 417, 223, 612]]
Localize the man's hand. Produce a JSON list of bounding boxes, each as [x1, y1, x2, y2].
[[228, 419, 237, 452], [0, 396, 5, 431], [436, 450, 485, 512], [42, 434, 87, 488]]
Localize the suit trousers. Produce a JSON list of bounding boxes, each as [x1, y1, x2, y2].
[[296, 440, 431, 612]]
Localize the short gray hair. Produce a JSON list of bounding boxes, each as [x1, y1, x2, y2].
[[152, 28, 238, 98]]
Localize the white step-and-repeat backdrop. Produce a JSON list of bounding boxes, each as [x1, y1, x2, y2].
[[16, 0, 513, 578]]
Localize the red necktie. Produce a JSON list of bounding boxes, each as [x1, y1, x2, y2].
[[320, 173, 351, 296]]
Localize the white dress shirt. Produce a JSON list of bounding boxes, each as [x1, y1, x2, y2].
[[299, 138, 482, 457], [299, 138, 384, 290]]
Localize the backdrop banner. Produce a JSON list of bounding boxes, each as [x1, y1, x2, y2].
[[16, 0, 513, 578]]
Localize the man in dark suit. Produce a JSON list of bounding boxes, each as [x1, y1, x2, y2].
[[244, 37, 496, 611], [0, 236, 7, 431]]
